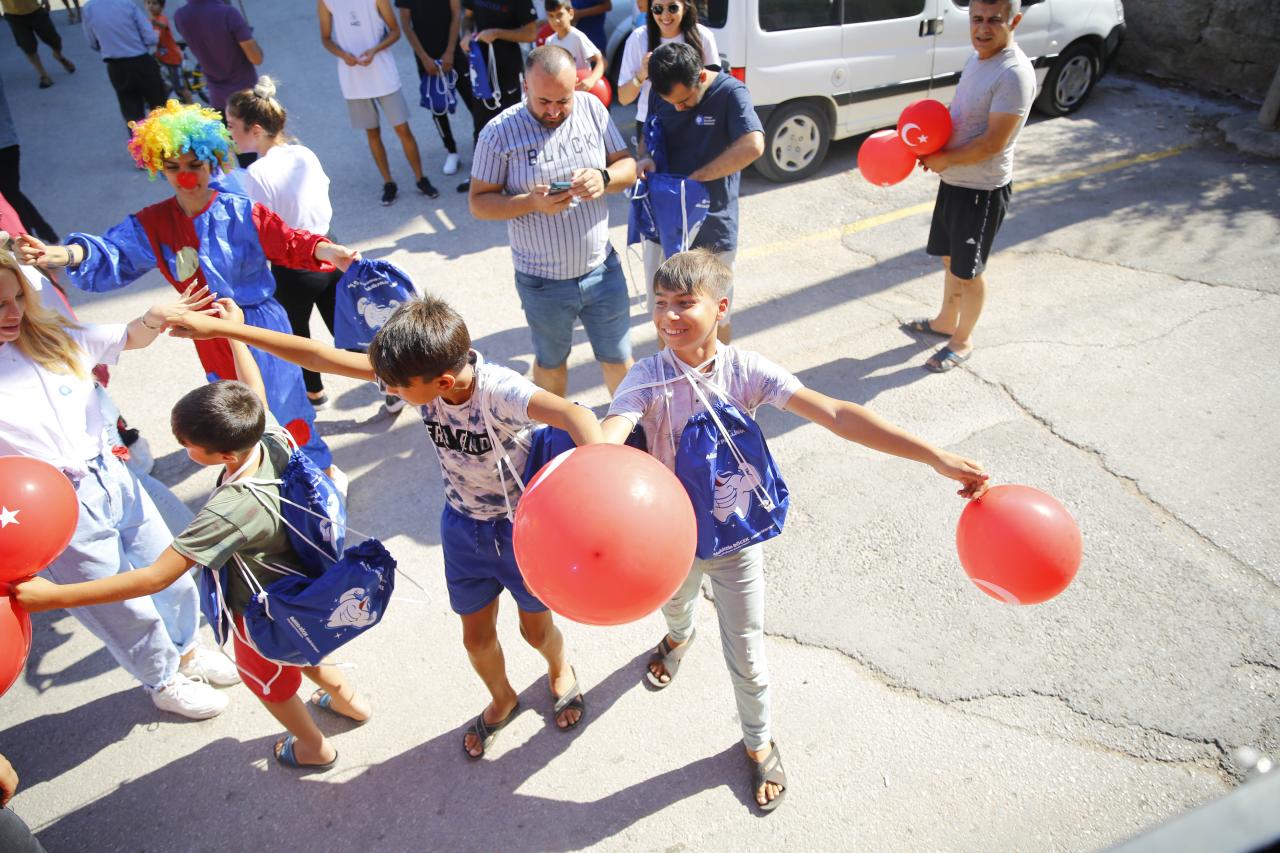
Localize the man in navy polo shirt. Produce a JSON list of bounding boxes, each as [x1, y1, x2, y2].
[[638, 41, 763, 344]]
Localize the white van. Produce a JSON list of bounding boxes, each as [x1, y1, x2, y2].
[[697, 0, 1126, 181]]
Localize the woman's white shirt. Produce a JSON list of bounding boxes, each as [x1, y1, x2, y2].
[[619, 24, 719, 125], [243, 144, 334, 235]]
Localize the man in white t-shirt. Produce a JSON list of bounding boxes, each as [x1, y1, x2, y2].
[[318, 0, 440, 206], [909, 0, 1035, 374]]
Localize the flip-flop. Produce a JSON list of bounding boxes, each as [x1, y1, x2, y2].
[[550, 667, 586, 731], [644, 629, 696, 690], [901, 318, 951, 338], [464, 701, 520, 760], [750, 741, 788, 813], [310, 689, 370, 725], [274, 735, 338, 771], [925, 345, 971, 373]]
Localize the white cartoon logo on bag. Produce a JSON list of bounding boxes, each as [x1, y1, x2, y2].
[[327, 587, 377, 629], [318, 493, 342, 549], [712, 462, 763, 523], [357, 297, 402, 330]]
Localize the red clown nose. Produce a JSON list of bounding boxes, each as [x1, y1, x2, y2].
[[176, 172, 199, 190]]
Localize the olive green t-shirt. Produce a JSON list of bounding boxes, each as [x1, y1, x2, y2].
[[171, 424, 310, 614]]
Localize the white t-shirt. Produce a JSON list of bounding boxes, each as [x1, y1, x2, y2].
[[546, 26, 600, 72], [619, 24, 719, 124], [322, 0, 401, 100], [942, 45, 1035, 190], [243, 144, 334, 235], [607, 345, 802, 472], [414, 350, 540, 519], [0, 323, 128, 479]]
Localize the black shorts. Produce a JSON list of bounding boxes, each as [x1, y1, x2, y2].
[[926, 181, 1012, 280], [5, 9, 60, 55]]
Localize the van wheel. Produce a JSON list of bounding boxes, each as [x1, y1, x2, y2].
[[1035, 42, 1100, 116], [755, 102, 831, 183]]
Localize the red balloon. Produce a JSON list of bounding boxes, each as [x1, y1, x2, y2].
[[897, 99, 952, 155], [576, 68, 612, 108], [956, 485, 1082, 605], [535, 23, 553, 46], [856, 129, 917, 187], [0, 456, 79, 584], [513, 444, 696, 626], [0, 595, 32, 698]]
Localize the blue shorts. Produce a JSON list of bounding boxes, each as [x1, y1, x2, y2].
[[513, 247, 632, 369], [441, 505, 548, 615]]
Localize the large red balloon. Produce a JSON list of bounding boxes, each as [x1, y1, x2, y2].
[[0, 595, 32, 698], [956, 485, 1082, 605], [513, 444, 696, 625], [897, 99, 952, 155], [856, 129, 917, 187], [0, 456, 79, 584], [576, 68, 612, 108]]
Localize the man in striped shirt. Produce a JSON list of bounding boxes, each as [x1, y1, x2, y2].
[[469, 45, 637, 396]]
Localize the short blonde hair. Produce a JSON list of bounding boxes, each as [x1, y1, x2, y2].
[[652, 249, 732, 300], [0, 250, 87, 379]]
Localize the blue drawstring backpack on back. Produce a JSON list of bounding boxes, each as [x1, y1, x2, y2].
[[334, 259, 418, 350], [419, 67, 459, 115], [469, 40, 502, 108], [197, 428, 397, 671]]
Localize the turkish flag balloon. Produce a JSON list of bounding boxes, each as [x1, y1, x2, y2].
[[576, 68, 612, 108], [513, 444, 696, 626], [535, 23, 553, 46], [856, 130, 917, 187], [897, 99, 952, 155], [0, 456, 80, 584], [0, 595, 33, 698], [956, 485, 1082, 605]]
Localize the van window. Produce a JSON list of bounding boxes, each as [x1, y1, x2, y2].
[[843, 0, 926, 24], [701, 0, 728, 28], [759, 0, 840, 31]]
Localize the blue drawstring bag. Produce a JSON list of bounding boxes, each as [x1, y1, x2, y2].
[[469, 40, 501, 108], [334, 259, 417, 350], [522, 422, 648, 484], [419, 67, 458, 115], [646, 173, 710, 257]]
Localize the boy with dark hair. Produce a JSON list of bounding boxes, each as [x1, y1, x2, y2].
[[16, 302, 372, 770], [542, 0, 604, 93], [601, 250, 991, 811], [163, 294, 601, 759]]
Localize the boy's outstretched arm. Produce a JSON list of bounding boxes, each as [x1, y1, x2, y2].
[[169, 307, 377, 382], [600, 414, 634, 445], [214, 300, 268, 405], [529, 392, 603, 446], [13, 548, 196, 613], [785, 388, 989, 498]]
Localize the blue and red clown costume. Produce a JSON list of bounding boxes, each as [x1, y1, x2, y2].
[[63, 102, 333, 468]]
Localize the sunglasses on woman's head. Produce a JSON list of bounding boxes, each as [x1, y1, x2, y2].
[[651, 2, 681, 14]]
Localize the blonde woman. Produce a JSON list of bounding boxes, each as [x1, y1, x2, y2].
[[0, 249, 238, 719]]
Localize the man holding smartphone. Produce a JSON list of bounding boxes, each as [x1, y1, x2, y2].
[[469, 45, 637, 397]]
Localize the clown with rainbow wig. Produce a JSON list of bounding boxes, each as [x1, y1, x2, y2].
[[14, 102, 359, 477]]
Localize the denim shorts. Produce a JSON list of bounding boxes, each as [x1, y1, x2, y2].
[[513, 247, 633, 369], [441, 505, 548, 615]]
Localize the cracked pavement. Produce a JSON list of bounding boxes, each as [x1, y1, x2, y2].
[[3, 5, 1277, 849]]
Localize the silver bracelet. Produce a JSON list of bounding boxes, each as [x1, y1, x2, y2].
[[139, 315, 163, 331]]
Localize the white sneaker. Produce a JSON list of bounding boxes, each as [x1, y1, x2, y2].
[[443, 152, 460, 176], [150, 672, 229, 719], [179, 645, 242, 687], [327, 464, 349, 500]]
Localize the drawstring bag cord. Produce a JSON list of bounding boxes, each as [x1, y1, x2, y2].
[[426, 65, 459, 116]]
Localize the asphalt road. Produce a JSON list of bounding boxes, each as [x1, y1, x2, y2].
[[2, 2, 1277, 851]]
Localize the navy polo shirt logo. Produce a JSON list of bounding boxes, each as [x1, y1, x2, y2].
[[695, 115, 716, 126]]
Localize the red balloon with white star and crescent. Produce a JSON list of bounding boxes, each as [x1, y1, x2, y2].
[[897, 99, 952, 156], [0, 456, 81, 583]]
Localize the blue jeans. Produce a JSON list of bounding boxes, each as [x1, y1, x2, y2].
[[42, 454, 199, 690], [514, 248, 632, 369]]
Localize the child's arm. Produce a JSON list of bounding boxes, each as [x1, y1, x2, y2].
[[123, 282, 215, 350], [785, 388, 989, 498], [213, 300, 268, 404], [581, 47, 605, 88], [168, 306, 378, 382], [529, 391, 603, 446], [13, 548, 197, 613], [600, 414, 635, 445]]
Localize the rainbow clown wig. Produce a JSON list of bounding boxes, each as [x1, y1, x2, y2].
[[127, 101, 236, 177]]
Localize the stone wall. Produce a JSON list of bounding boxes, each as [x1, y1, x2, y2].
[[1115, 0, 1278, 101]]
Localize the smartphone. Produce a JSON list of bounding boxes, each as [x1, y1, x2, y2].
[[548, 181, 573, 194]]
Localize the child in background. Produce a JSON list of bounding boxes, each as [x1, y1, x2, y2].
[[147, 0, 192, 103], [543, 0, 604, 93], [601, 250, 990, 812], [164, 295, 600, 759], [15, 300, 372, 771]]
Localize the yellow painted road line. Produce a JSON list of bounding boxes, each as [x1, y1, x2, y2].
[[740, 144, 1194, 262]]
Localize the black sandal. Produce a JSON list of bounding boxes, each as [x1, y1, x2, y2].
[[463, 701, 519, 760], [645, 629, 696, 690], [551, 667, 586, 731], [750, 741, 788, 812], [901, 318, 951, 338]]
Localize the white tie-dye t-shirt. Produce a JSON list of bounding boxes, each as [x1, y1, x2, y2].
[[415, 351, 539, 519]]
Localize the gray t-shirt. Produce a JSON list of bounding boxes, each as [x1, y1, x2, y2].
[[414, 350, 540, 519], [471, 93, 628, 279], [942, 45, 1036, 191]]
